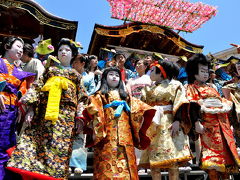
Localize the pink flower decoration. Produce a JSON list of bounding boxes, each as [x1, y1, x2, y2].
[[107, 0, 217, 32], [47, 45, 54, 50]]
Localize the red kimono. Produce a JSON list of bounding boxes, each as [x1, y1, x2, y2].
[[186, 82, 240, 173]]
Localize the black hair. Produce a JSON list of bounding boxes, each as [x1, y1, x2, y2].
[[163, 60, 179, 79], [86, 55, 98, 72], [70, 54, 88, 66], [99, 67, 128, 100], [23, 43, 34, 57], [0, 36, 24, 57], [154, 60, 180, 80], [113, 53, 126, 61], [55, 38, 78, 58], [85, 55, 100, 85], [186, 53, 210, 84]]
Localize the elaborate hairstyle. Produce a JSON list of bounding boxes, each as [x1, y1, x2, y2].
[[0, 36, 24, 57], [55, 38, 78, 58], [99, 67, 128, 100], [186, 53, 210, 84], [23, 43, 34, 58], [152, 60, 180, 80], [160, 60, 179, 79]]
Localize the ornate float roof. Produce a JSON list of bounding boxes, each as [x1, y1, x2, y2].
[[107, 0, 217, 32], [87, 22, 203, 57], [0, 0, 78, 45]]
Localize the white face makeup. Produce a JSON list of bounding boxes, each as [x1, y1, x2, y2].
[[235, 63, 240, 75], [107, 70, 120, 89], [150, 66, 163, 82], [6, 40, 23, 61], [194, 64, 209, 83], [58, 44, 73, 67]]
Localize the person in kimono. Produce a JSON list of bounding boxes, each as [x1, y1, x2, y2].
[[222, 59, 240, 149], [139, 60, 193, 180], [81, 67, 156, 179], [6, 38, 86, 179], [186, 53, 240, 180], [0, 36, 35, 180]]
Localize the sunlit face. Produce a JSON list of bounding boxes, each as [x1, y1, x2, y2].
[[194, 64, 209, 83], [72, 58, 85, 74], [7, 40, 23, 60], [107, 70, 120, 89], [150, 66, 163, 82], [135, 60, 147, 74], [58, 44, 72, 67], [144, 55, 154, 66], [235, 63, 240, 75], [116, 54, 126, 67], [90, 57, 98, 68]]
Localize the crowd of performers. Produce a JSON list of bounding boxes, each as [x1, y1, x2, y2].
[[0, 36, 240, 180]]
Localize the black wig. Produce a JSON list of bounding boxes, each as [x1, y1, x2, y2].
[[161, 60, 179, 79], [55, 38, 78, 58], [154, 60, 180, 80], [99, 67, 128, 100], [186, 53, 210, 84], [0, 36, 24, 57]]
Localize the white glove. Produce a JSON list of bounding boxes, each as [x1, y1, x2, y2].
[[25, 107, 34, 127], [75, 118, 84, 134], [195, 121, 205, 134], [0, 94, 6, 113], [169, 121, 180, 137]]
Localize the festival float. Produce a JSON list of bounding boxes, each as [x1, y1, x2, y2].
[[88, 0, 217, 60]]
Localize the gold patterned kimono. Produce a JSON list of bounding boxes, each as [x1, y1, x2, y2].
[[223, 83, 240, 147], [187, 82, 240, 173], [83, 90, 156, 180], [139, 79, 192, 169]]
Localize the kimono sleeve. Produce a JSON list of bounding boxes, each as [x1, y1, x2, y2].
[[84, 94, 106, 147], [186, 84, 202, 140], [130, 97, 156, 150], [172, 82, 191, 134], [20, 73, 45, 106]]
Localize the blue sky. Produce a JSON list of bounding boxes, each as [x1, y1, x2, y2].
[[34, 0, 239, 55]]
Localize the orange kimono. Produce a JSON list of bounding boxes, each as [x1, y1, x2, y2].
[[186, 83, 240, 173], [83, 90, 155, 180]]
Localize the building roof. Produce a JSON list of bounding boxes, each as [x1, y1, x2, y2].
[[0, 0, 78, 45], [87, 22, 203, 58]]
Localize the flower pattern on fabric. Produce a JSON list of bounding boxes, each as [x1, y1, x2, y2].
[[7, 67, 85, 179], [186, 83, 240, 173], [139, 79, 192, 169], [84, 90, 155, 180]]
